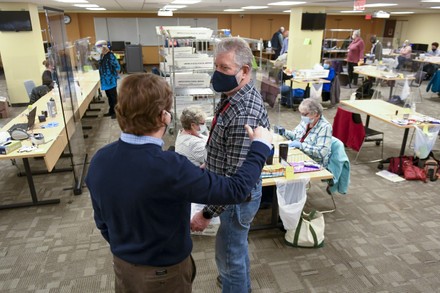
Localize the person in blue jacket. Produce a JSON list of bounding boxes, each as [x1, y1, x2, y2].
[[95, 40, 120, 119], [322, 59, 336, 102], [85, 73, 272, 293]]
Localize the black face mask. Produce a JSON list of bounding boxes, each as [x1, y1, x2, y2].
[[211, 69, 241, 93], [433, 48, 437, 52]]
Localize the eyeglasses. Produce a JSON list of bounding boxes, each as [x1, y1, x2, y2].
[[300, 112, 309, 117]]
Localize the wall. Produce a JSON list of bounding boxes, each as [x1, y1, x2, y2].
[[0, 3, 46, 104], [392, 14, 440, 45]]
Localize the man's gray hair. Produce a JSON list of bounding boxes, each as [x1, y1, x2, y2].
[[299, 98, 323, 116], [353, 30, 361, 37], [215, 37, 253, 70], [180, 106, 206, 130]]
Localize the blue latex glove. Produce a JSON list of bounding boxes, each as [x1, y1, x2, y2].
[[289, 141, 302, 149]]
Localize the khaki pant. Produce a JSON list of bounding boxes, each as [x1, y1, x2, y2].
[[113, 254, 196, 293]]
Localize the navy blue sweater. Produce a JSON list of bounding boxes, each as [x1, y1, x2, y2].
[[85, 139, 269, 267]]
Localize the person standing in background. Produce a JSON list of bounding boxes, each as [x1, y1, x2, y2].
[[270, 26, 285, 59], [95, 40, 120, 119], [370, 35, 383, 63], [396, 40, 412, 70], [191, 37, 270, 293], [346, 30, 364, 88], [280, 30, 289, 55]]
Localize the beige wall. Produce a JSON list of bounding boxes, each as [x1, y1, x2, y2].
[[392, 14, 440, 45], [0, 3, 46, 104]]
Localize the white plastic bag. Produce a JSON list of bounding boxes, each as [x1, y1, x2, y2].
[[276, 178, 309, 230], [310, 83, 323, 100], [413, 125, 440, 159], [400, 78, 410, 101]]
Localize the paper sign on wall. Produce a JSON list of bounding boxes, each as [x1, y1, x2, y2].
[[303, 38, 311, 45]]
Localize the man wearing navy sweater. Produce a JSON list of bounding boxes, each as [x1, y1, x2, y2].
[[85, 73, 272, 293]]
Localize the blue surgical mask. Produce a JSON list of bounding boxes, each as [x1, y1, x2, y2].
[[323, 64, 330, 69], [301, 116, 312, 124], [198, 124, 208, 135], [211, 69, 241, 93]]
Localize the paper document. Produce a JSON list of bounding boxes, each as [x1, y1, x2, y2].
[[376, 170, 406, 182]]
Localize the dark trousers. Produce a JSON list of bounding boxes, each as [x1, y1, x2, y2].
[[105, 87, 117, 115], [113, 254, 196, 293], [347, 62, 358, 85]]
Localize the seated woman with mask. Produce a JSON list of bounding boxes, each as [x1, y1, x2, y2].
[[175, 106, 208, 166], [285, 99, 332, 167]]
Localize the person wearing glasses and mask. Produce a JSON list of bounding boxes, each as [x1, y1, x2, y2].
[[86, 73, 273, 293], [285, 99, 332, 168], [190, 37, 270, 293], [175, 106, 209, 166], [95, 40, 120, 119]]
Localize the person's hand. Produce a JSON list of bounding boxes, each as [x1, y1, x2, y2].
[[244, 124, 273, 144], [199, 163, 205, 169], [358, 59, 364, 66], [190, 211, 211, 232], [289, 141, 302, 149]]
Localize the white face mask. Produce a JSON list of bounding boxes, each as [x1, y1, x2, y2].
[[198, 124, 208, 135], [301, 116, 313, 124], [97, 47, 103, 54]]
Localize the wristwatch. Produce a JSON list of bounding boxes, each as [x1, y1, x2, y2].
[[202, 209, 213, 219]]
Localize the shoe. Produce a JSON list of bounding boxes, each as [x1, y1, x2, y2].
[[216, 276, 222, 289], [259, 202, 272, 210]]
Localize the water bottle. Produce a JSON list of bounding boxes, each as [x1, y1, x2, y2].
[[47, 98, 57, 117], [410, 102, 416, 114]]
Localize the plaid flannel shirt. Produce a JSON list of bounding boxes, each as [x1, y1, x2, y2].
[[203, 81, 270, 218], [285, 116, 332, 167]]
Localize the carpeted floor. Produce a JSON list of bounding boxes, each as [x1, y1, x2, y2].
[[1, 72, 440, 292]]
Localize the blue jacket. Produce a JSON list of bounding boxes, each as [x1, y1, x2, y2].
[[426, 70, 440, 93], [327, 137, 350, 194], [85, 139, 269, 267], [323, 67, 335, 92], [98, 51, 120, 90]]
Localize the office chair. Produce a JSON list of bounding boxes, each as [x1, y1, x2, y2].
[[409, 71, 427, 102], [24, 80, 36, 100], [333, 107, 384, 164]]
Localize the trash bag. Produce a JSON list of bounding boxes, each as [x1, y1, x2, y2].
[[413, 125, 440, 159], [276, 178, 309, 230], [310, 83, 323, 100]]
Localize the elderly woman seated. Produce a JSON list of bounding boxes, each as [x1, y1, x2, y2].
[[285, 99, 332, 167], [175, 106, 208, 166]]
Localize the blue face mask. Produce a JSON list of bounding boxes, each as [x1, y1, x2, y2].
[[301, 116, 313, 124], [211, 69, 240, 93], [323, 64, 330, 69]]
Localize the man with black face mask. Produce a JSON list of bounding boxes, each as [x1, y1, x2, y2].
[[370, 35, 383, 63], [191, 37, 270, 293], [423, 42, 440, 80]]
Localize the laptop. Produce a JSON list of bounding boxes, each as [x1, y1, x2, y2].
[[8, 107, 37, 133]]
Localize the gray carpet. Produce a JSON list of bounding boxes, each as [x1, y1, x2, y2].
[[1, 73, 440, 292]]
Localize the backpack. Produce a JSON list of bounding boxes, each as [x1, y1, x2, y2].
[[355, 79, 374, 99], [388, 156, 414, 176], [424, 158, 438, 181]]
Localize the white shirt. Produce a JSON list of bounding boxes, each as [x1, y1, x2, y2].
[[175, 130, 207, 166]]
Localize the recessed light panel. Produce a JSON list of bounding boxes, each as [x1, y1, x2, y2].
[[224, 9, 245, 11], [74, 4, 98, 7], [364, 3, 398, 7], [242, 6, 268, 9], [86, 7, 106, 10], [268, 1, 306, 5]]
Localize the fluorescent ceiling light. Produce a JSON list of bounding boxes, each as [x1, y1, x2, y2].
[[172, 0, 200, 3], [74, 4, 98, 7], [268, 1, 306, 5], [364, 3, 398, 7], [224, 9, 245, 11], [283, 10, 291, 12], [421, 0, 440, 2], [340, 10, 363, 13], [242, 6, 268, 9], [56, 0, 88, 3], [431, 6, 440, 8], [164, 5, 187, 9], [390, 11, 414, 14], [86, 7, 106, 10]]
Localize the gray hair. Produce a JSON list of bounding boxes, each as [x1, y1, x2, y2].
[[180, 106, 206, 130], [298, 99, 323, 116], [215, 37, 253, 70], [353, 30, 361, 37]]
